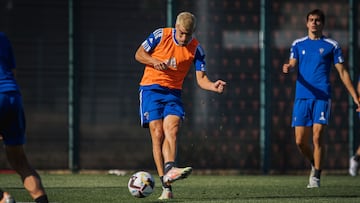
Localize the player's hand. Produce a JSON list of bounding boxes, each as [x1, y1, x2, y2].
[[356, 104, 360, 112], [356, 99, 360, 112], [214, 80, 226, 94], [282, 64, 291, 73], [153, 61, 168, 70]]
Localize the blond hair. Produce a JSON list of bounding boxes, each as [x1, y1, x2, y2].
[[176, 12, 196, 32]]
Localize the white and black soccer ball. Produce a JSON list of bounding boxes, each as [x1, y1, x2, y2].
[[128, 171, 155, 198]]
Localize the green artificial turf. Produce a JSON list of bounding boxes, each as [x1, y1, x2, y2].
[[1, 173, 359, 202]]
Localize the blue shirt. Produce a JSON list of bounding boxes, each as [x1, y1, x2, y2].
[[0, 32, 19, 93], [290, 36, 344, 100]]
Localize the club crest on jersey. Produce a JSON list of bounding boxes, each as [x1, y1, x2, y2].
[[165, 57, 177, 69], [302, 50, 306, 55], [319, 48, 324, 54], [144, 112, 149, 121]]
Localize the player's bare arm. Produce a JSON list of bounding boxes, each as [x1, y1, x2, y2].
[[195, 71, 226, 93], [283, 58, 297, 73], [357, 77, 360, 95], [135, 46, 168, 70], [357, 75, 360, 102], [334, 63, 360, 112]]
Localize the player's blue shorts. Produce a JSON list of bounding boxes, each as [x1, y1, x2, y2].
[[292, 98, 331, 127], [0, 92, 26, 145], [139, 85, 184, 128]]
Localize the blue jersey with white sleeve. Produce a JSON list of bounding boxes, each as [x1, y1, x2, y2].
[[0, 32, 25, 145], [290, 36, 344, 100], [0, 32, 19, 93]]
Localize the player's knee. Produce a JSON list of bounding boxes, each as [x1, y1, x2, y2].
[[152, 129, 165, 140], [295, 140, 306, 149], [163, 124, 179, 138], [165, 133, 177, 144], [312, 136, 323, 147]]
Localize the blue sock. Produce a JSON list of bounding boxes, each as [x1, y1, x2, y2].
[[314, 169, 321, 179], [35, 195, 48, 203], [164, 162, 176, 174], [160, 176, 172, 189]]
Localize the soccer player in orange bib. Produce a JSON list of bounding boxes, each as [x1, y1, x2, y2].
[[135, 11, 226, 199]]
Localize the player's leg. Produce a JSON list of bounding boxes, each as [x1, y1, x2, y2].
[[148, 119, 166, 177], [162, 115, 180, 163], [309, 123, 325, 187], [156, 115, 181, 200], [139, 90, 166, 178], [139, 89, 173, 199], [159, 115, 192, 199], [349, 146, 360, 176], [148, 120, 173, 200], [312, 124, 325, 170], [349, 111, 360, 176], [306, 100, 328, 188], [1, 93, 48, 202], [295, 126, 313, 163], [292, 99, 315, 167], [162, 115, 192, 185], [294, 126, 319, 188], [309, 99, 331, 187], [356, 146, 360, 155], [5, 145, 48, 203]]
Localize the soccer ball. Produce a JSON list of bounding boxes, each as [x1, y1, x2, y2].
[[128, 171, 155, 198]]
